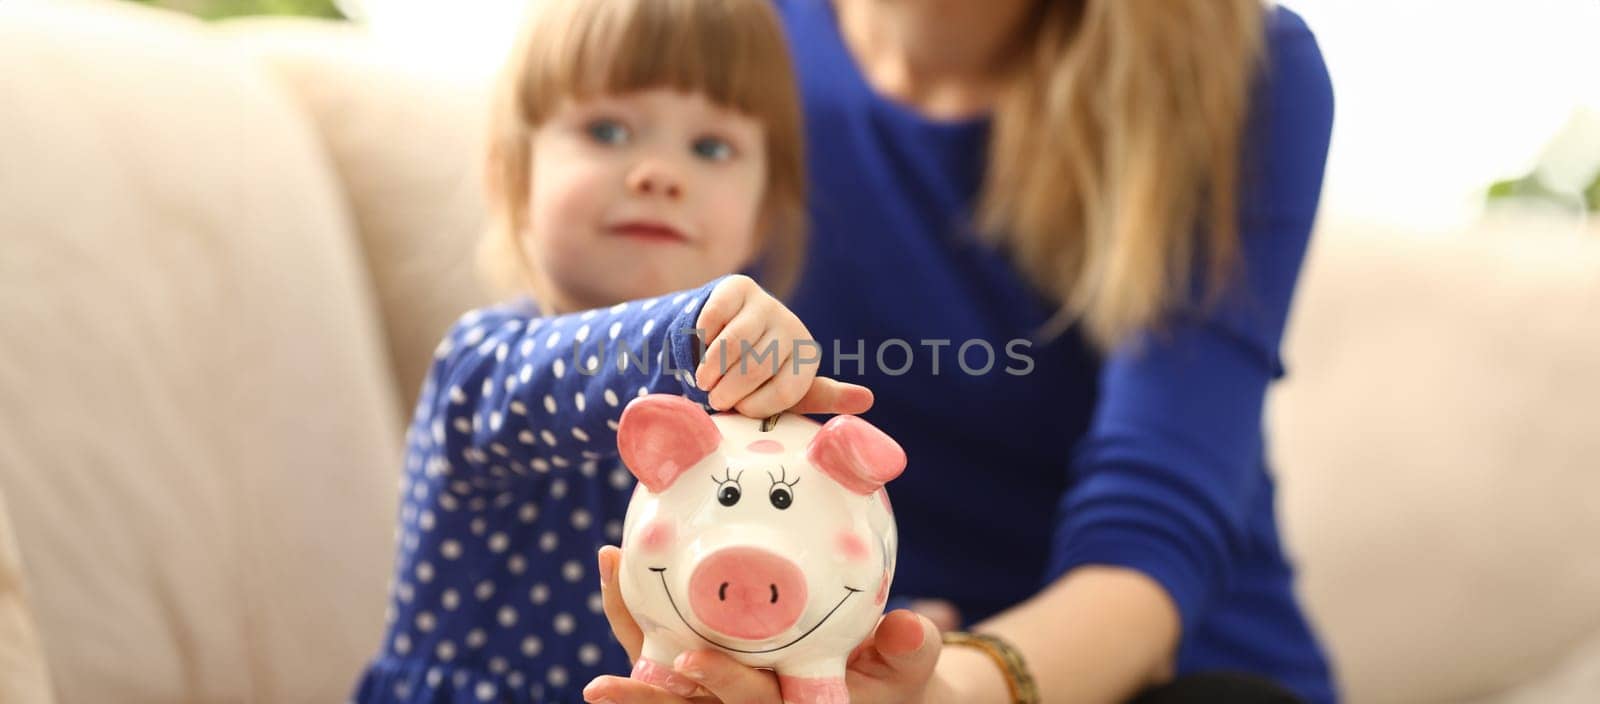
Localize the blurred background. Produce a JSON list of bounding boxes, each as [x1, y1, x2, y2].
[[1, 1, 1596, 703], [129, 0, 343, 20], [134, 0, 1600, 229]]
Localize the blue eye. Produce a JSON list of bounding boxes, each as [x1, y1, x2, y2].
[[691, 136, 734, 162], [586, 119, 629, 145]]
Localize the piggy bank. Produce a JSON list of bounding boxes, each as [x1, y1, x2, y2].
[[615, 394, 904, 703]]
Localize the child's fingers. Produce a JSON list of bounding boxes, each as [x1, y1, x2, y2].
[[693, 276, 756, 359], [693, 305, 767, 392], [704, 324, 786, 411], [597, 546, 644, 663], [731, 351, 808, 418], [790, 378, 875, 415]]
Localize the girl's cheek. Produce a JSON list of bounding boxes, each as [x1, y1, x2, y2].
[[532, 161, 610, 231]]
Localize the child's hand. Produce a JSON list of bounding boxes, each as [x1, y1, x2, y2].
[[694, 275, 873, 418]]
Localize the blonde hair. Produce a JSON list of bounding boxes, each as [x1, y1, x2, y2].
[[480, 0, 807, 302], [980, 0, 1266, 351]]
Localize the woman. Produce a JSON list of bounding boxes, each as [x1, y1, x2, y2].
[[585, 0, 1336, 701]]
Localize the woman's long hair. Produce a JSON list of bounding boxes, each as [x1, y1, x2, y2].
[[980, 0, 1266, 350]]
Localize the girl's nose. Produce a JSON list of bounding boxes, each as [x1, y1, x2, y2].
[[626, 161, 684, 200]]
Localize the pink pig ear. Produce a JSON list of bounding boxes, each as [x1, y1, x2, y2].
[[805, 416, 906, 495], [617, 394, 723, 493]]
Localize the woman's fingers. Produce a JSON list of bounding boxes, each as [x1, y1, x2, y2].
[[874, 609, 937, 660], [583, 675, 699, 704], [842, 610, 943, 703], [597, 546, 643, 663], [907, 598, 962, 632], [789, 377, 875, 416], [582, 613, 939, 704], [673, 650, 783, 704]]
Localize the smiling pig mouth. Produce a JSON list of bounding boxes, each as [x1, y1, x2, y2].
[[649, 567, 862, 654]]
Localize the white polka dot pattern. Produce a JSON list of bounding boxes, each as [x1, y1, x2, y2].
[[355, 278, 725, 702]]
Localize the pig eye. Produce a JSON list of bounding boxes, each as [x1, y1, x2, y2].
[[768, 487, 792, 510], [712, 468, 743, 507], [767, 466, 799, 510]]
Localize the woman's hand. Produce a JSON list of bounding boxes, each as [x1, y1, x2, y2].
[[586, 546, 948, 704], [695, 275, 872, 418], [906, 599, 962, 632]]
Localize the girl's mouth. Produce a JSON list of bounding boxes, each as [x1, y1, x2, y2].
[[610, 221, 688, 243]]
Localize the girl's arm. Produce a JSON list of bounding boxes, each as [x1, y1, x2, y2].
[[415, 274, 874, 492], [416, 277, 724, 489]]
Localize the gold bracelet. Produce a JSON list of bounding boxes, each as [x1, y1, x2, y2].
[[942, 630, 1040, 704]]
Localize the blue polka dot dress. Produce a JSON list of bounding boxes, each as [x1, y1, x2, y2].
[[352, 277, 723, 703]]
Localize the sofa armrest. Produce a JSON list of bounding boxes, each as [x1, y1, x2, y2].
[[1272, 218, 1600, 703], [0, 2, 402, 700]]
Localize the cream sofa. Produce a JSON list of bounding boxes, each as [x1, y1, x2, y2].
[[2, 2, 1597, 702]]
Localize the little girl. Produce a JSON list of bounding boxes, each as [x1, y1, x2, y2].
[[350, 1, 873, 701]]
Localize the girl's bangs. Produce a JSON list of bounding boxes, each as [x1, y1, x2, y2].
[[520, 0, 786, 123]]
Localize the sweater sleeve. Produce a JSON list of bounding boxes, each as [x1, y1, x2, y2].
[[410, 277, 725, 488], [1044, 8, 1334, 637]]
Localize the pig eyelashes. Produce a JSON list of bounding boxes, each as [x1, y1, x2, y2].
[[711, 467, 744, 507], [766, 467, 798, 511], [709, 466, 799, 510]]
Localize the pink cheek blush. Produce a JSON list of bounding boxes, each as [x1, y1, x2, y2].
[[639, 520, 676, 553], [836, 531, 870, 563], [875, 567, 890, 605]]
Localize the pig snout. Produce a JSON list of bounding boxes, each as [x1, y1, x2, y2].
[[688, 547, 808, 640]]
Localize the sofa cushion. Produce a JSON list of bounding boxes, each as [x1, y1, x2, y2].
[[0, 487, 54, 704], [1271, 220, 1600, 703], [219, 17, 496, 418], [1462, 627, 1600, 704], [0, 1, 402, 701]]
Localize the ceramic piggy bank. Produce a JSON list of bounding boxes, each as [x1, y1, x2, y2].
[[615, 394, 904, 702]]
